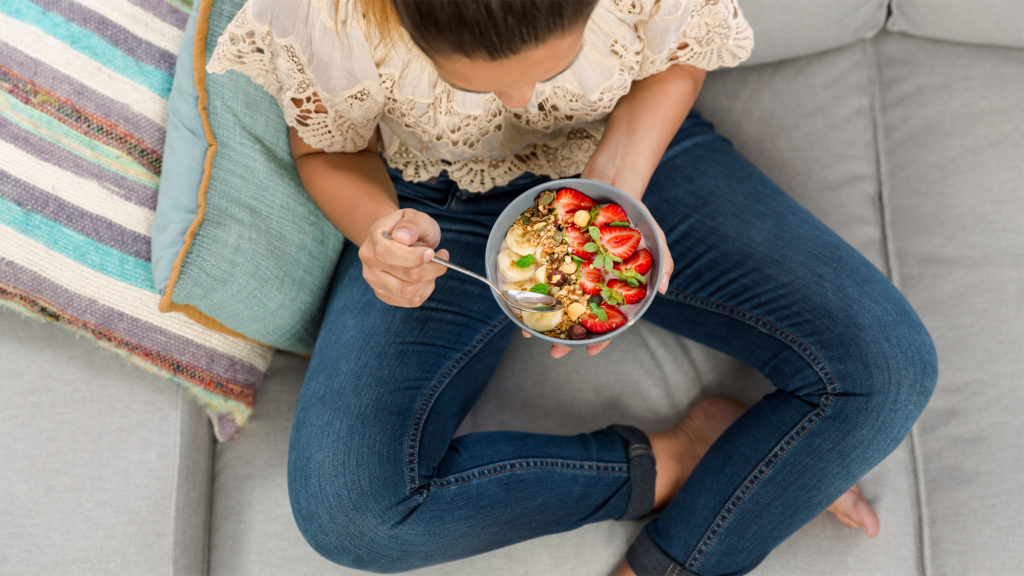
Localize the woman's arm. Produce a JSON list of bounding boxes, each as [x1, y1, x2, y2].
[[289, 128, 448, 307], [583, 63, 706, 202], [545, 63, 704, 358]]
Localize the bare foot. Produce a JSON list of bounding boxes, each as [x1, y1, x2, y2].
[[616, 397, 881, 575], [648, 396, 746, 511]]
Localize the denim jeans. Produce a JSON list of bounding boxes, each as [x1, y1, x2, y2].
[[287, 111, 938, 575]]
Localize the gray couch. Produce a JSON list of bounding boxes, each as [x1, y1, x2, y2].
[[3, 2, 1022, 575]]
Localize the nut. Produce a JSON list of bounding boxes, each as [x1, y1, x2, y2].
[[567, 302, 587, 321], [572, 209, 591, 227], [547, 269, 568, 287], [568, 324, 589, 340], [559, 260, 578, 275], [587, 294, 603, 306]]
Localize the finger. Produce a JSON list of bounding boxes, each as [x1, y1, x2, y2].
[[587, 340, 612, 356], [550, 344, 571, 359], [375, 234, 436, 268], [391, 209, 442, 250], [658, 232, 674, 295], [364, 268, 431, 307]]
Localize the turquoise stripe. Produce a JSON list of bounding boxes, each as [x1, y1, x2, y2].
[[0, 196, 156, 293], [0, 0, 173, 98], [0, 90, 159, 188]]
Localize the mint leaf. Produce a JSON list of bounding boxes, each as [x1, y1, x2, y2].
[[571, 255, 584, 265], [608, 221, 631, 227], [604, 257, 614, 272], [627, 277, 639, 288], [529, 282, 549, 295], [588, 226, 601, 243], [590, 302, 608, 322], [593, 254, 605, 269], [514, 254, 535, 268], [609, 255, 622, 263], [583, 242, 599, 253]]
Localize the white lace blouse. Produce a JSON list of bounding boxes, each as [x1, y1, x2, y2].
[[208, 0, 754, 192]]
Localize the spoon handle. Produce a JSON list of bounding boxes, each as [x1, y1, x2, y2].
[[380, 230, 496, 290], [430, 255, 495, 290]]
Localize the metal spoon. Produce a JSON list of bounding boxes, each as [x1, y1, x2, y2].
[[381, 231, 562, 313]]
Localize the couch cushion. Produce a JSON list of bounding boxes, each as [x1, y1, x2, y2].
[[210, 41, 925, 575], [876, 32, 1024, 575], [0, 307, 214, 576], [740, 0, 888, 66], [888, 0, 1024, 50]]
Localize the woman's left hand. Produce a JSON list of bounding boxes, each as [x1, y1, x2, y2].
[[524, 160, 675, 359]]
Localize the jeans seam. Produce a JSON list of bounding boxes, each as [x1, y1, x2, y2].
[[661, 289, 840, 396], [405, 315, 510, 498], [428, 458, 629, 489], [658, 288, 840, 571]]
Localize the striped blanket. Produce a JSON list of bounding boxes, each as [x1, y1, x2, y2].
[[0, 0, 273, 441]]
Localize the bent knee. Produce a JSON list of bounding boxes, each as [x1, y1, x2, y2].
[[287, 457, 429, 573]]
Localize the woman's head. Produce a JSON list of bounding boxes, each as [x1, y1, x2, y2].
[[360, 0, 598, 108]]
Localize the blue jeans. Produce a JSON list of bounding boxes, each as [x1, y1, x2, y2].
[[287, 111, 938, 575]]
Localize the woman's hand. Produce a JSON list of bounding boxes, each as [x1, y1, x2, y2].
[[359, 208, 450, 307]]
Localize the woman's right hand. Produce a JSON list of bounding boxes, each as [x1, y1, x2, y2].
[[359, 208, 449, 307]]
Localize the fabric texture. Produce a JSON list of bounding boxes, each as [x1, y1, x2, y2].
[[876, 32, 1024, 575], [154, 0, 344, 355], [0, 305, 214, 575], [0, 0, 273, 441], [206, 0, 754, 193], [888, 0, 1024, 49]]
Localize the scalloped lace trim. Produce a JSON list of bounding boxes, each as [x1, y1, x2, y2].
[[207, 3, 383, 153], [657, 0, 754, 73]]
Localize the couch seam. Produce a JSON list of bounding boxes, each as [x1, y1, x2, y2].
[[865, 34, 931, 576], [170, 388, 185, 576]]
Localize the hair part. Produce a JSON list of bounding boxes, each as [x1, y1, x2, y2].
[[355, 0, 597, 60]]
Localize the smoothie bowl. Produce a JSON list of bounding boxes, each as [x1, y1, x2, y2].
[[485, 178, 663, 347]]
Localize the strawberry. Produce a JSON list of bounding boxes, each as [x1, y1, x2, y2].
[[579, 263, 604, 295], [607, 279, 647, 304], [579, 303, 628, 334], [592, 203, 630, 227], [614, 248, 653, 275], [563, 225, 595, 261], [552, 188, 597, 225], [599, 226, 641, 260]]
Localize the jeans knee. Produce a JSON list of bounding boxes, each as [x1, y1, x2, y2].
[[288, 459, 429, 573], [837, 306, 938, 445]]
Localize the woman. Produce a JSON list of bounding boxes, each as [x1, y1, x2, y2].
[[208, 0, 937, 574]]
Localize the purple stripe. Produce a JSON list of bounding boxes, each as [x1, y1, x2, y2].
[[124, 0, 189, 30], [0, 170, 152, 261], [0, 257, 264, 387], [0, 114, 157, 211], [29, 0, 178, 75], [0, 40, 165, 147]]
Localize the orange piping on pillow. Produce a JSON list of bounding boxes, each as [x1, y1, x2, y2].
[[158, 0, 262, 347]]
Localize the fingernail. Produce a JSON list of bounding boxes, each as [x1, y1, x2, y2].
[[422, 249, 435, 263], [660, 273, 670, 293], [394, 229, 413, 244]]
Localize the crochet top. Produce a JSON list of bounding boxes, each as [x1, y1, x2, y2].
[[208, 0, 754, 192]]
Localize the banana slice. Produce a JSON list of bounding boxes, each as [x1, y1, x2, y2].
[[534, 264, 548, 284], [497, 247, 536, 282], [522, 310, 563, 332], [505, 226, 536, 256]]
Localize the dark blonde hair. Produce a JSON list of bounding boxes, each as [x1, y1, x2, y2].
[[354, 0, 597, 60]]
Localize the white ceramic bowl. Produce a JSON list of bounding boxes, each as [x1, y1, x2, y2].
[[485, 178, 663, 347]]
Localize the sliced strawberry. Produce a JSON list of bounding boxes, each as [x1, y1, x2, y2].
[[552, 188, 597, 225], [607, 279, 647, 304], [600, 226, 642, 260], [592, 203, 630, 227], [563, 225, 595, 261], [579, 303, 628, 334], [579, 263, 604, 295], [614, 248, 653, 275]]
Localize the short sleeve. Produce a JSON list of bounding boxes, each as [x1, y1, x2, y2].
[[638, 0, 754, 79], [207, 0, 385, 153]]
